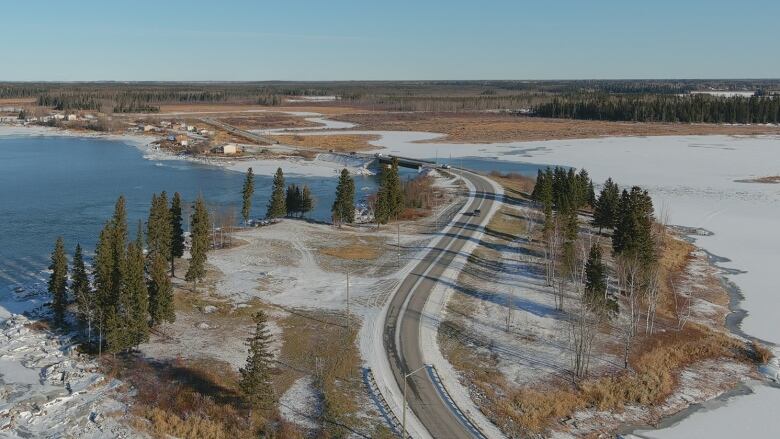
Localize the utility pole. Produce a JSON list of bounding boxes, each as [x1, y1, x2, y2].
[[346, 272, 350, 329], [397, 219, 401, 268]]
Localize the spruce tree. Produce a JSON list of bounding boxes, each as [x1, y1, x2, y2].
[[593, 178, 620, 231], [332, 168, 356, 225], [613, 186, 656, 264], [93, 225, 114, 351], [186, 195, 210, 289], [97, 196, 131, 353], [266, 167, 286, 219], [48, 237, 68, 328], [285, 184, 300, 217], [148, 251, 175, 326], [300, 185, 314, 218], [294, 185, 303, 218], [109, 196, 128, 299], [125, 225, 149, 348], [170, 192, 185, 277], [374, 160, 402, 224], [71, 243, 92, 332], [584, 244, 615, 314], [241, 167, 254, 225], [147, 191, 172, 264], [239, 311, 275, 410]]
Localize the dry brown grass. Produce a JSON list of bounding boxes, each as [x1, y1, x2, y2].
[[490, 171, 536, 199], [24, 320, 51, 331], [332, 112, 780, 143], [439, 210, 755, 436], [156, 103, 367, 115], [271, 134, 381, 152], [735, 175, 780, 184], [104, 356, 285, 439], [485, 207, 525, 241], [319, 242, 381, 260], [215, 113, 321, 130], [279, 310, 365, 436], [750, 341, 774, 364]]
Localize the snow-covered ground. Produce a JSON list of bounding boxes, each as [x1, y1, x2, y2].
[[0, 288, 139, 438], [347, 131, 780, 437]]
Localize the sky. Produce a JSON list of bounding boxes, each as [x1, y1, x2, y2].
[[2, 0, 778, 81]]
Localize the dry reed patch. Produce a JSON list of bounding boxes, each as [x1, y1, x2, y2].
[[278, 310, 365, 436], [272, 134, 381, 152], [318, 235, 382, 261], [215, 113, 321, 130], [735, 175, 780, 184], [485, 207, 525, 241], [103, 356, 262, 439], [750, 341, 774, 364], [490, 171, 536, 198]]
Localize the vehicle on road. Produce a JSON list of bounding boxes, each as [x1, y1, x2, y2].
[[440, 164, 451, 169], [473, 208, 481, 217]]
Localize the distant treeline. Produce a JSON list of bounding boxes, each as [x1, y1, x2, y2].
[[341, 94, 546, 112], [37, 93, 103, 111], [4, 80, 780, 114], [533, 94, 780, 124]]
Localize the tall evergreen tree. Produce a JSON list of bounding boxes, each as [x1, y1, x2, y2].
[[300, 185, 314, 218], [170, 192, 185, 276], [241, 167, 254, 225], [48, 237, 68, 327], [93, 225, 114, 350], [148, 251, 175, 327], [613, 186, 656, 264], [584, 244, 615, 314], [147, 191, 172, 264], [239, 311, 275, 410], [125, 225, 149, 348], [97, 196, 131, 353], [593, 178, 620, 231], [374, 160, 403, 224], [186, 195, 210, 289], [266, 167, 286, 219], [332, 168, 356, 225], [71, 243, 93, 333], [293, 185, 303, 218], [285, 184, 301, 217]]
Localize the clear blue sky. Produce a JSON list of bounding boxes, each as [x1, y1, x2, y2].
[[3, 0, 778, 81]]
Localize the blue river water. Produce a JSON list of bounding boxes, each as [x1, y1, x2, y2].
[[0, 135, 545, 294], [0, 135, 383, 292]]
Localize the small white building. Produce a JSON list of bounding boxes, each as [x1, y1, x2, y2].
[[53, 114, 66, 120], [213, 143, 237, 155], [143, 124, 156, 132], [66, 114, 77, 121], [186, 125, 195, 132]]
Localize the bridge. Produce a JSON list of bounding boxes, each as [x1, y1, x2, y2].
[[374, 154, 437, 170]]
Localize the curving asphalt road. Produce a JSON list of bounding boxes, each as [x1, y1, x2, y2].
[[383, 169, 498, 439]]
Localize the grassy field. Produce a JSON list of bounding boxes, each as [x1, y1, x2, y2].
[[331, 112, 780, 143], [272, 133, 381, 152]]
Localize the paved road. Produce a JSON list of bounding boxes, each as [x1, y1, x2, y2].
[[383, 170, 498, 439]]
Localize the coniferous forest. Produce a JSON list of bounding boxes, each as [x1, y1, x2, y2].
[[533, 93, 780, 124]]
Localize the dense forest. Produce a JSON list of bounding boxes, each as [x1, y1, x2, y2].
[[3, 80, 779, 115], [533, 94, 780, 124]]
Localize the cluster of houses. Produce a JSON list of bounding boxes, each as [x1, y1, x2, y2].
[[0, 111, 96, 124]]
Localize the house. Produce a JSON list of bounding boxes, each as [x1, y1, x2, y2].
[[175, 134, 189, 145], [53, 114, 66, 120], [143, 124, 156, 132], [186, 125, 195, 132], [66, 114, 77, 121], [160, 121, 171, 127], [212, 143, 237, 155]]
